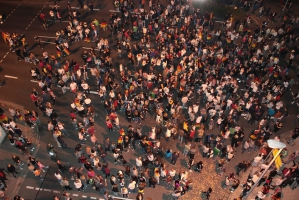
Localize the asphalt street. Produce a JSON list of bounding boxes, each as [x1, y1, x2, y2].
[[0, 1, 171, 199], [0, 0, 299, 200]]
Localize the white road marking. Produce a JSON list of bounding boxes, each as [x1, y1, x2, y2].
[[90, 91, 98, 94], [43, 189, 51, 192], [53, 190, 60, 193], [35, 187, 40, 190], [110, 196, 134, 200], [5, 75, 18, 79], [82, 195, 87, 198], [72, 194, 79, 196], [90, 197, 97, 199], [26, 186, 34, 189], [56, 85, 70, 89], [215, 20, 224, 23], [31, 80, 39, 83], [251, 16, 259, 25], [38, 36, 56, 39], [2, 4, 21, 24], [109, 10, 120, 13], [82, 47, 100, 51], [40, 40, 56, 44], [71, 7, 79, 9], [25, 5, 45, 31]]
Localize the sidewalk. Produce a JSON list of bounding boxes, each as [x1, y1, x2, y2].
[[0, 101, 40, 199], [229, 130, 299, 200]]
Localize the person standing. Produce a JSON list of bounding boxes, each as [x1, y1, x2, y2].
[[54, 170, 62, 183], [15, 48, 23, 61], [171, 152, 180, 165], [56, 160, 67, 173], [0, 169, 8, 188], [12, 155, 24, 171], [61, 177, 72, 190], [288, 127, 299, 145], [7, 164, 19, 178], [149, 176, 157, 188], [34, 35, 43, 49], [293, 113, 299, 125], [74, 178, 84, 191], [187, 158, 194, 172]]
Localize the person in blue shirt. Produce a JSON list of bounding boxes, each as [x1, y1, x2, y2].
[[165, 149, 172, 159]]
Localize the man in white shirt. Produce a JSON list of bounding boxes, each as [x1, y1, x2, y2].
[[128, 180, 136, 193], [70, 81, 77, 93], [252, 154, 263, 166], [181, 96, 188, 109]]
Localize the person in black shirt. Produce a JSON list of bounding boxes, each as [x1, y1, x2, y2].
[[236, 161, 249, 176], [288, 127, 299, 145]]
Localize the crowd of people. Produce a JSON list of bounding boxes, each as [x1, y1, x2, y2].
[[1, 0, 299, 199]]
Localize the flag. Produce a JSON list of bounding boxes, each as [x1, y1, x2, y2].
[[63, 48, 70, 55], [273, 148, 283, 170], [2, 31, 8, 43], [56, 50, 61, 57]]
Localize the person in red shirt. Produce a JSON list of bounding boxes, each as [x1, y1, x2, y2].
[[189, 129, 195, 142], [106, 119, 113, 132], [30, 93, 38, 107], [87, 125, 95, 136]]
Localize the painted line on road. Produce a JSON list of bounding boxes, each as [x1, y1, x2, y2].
[[26, 186, 34, 189], [5, 75, 18, 79], [35, 187, 40, 190], [2, 4, 21, 24], [82, 196, 87, 198], [110, 196, 134, 200], [56, 85, 70, 89], [90, 197, 97, 199], [109, 10, 120, 12], [53, 190, 60, 193], [40, 40, 56, 44], [38, 36, 56, 39], [43, 189, 51, 192], [90, 91, 98, 94], [251, 16, 259, 25], [47, 20, 70, 23], [71, 7, 100, 10], [25, 5, 45, 31], [72, 194, 79, 196], [82, 47, 100, 51], [215, 20, 224, 23], [31, 80, 39, 83]]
